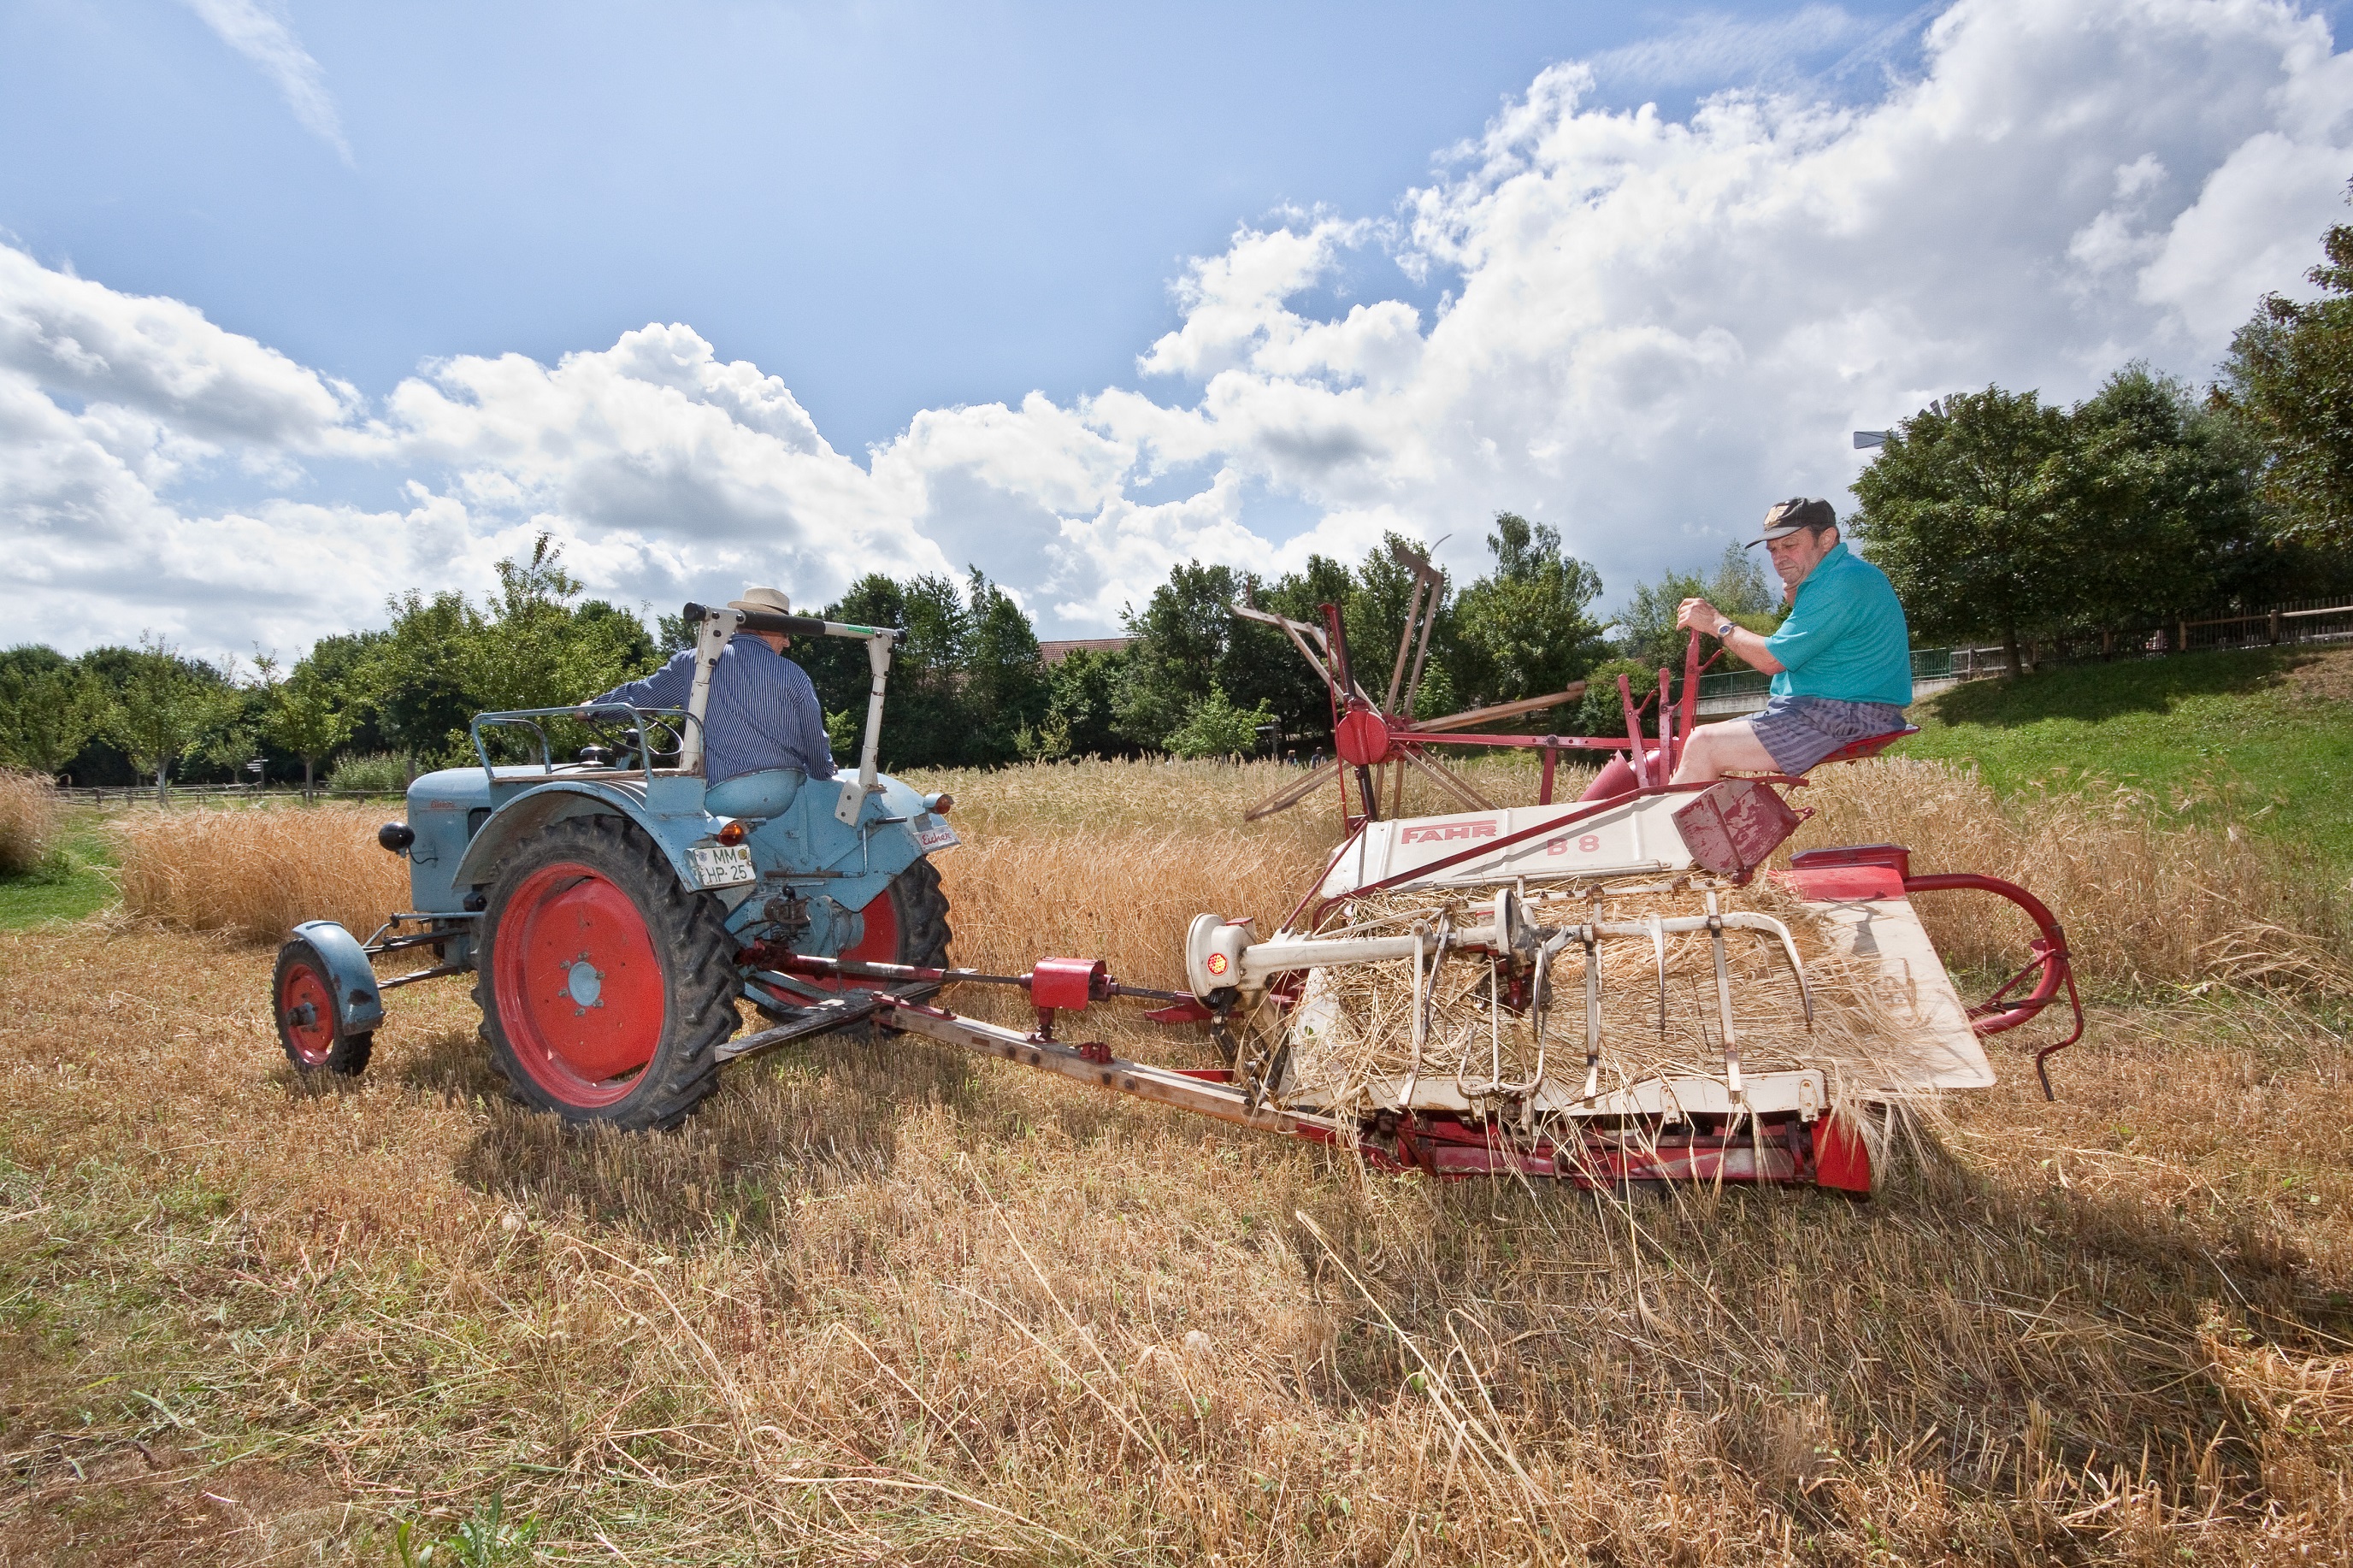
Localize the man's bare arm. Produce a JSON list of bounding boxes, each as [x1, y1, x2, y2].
[[1676, 598, 1785, 675]]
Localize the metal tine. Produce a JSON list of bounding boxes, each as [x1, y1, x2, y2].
[[1401, 915, 1450, 1109], [1485, 928, 1572, 1110], [1718, 910, 1814, 1029], [1457, 884, 1534, 1103], [1706, 890, 1742, 1099], [1578, 925, 1603, 1102], [1647, 912, 1667, 1036]]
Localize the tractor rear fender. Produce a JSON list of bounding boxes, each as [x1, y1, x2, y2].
[[724, 771, 941, 940], [289, 920, 387, 1033], [450, 781, 723, 903]]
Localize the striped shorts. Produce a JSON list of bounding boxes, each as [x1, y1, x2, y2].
[[1748, 694, 1910, 774]]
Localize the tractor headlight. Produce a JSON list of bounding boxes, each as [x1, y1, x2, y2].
[[377, 822, 415, 854]]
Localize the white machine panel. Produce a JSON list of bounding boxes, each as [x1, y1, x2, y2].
[[1316, 794, 1699, 899]]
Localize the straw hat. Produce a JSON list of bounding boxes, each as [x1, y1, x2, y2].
[[727, 587, 793, 616]]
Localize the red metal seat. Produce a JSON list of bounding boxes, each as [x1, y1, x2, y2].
[[1816, 724, 1920, 766]]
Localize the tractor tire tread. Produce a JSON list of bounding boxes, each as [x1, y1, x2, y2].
[[474, 813, 739, 1131], [893, 857, 952, 969]]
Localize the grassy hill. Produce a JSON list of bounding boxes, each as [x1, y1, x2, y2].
[[1896, 644, 2353, 882]]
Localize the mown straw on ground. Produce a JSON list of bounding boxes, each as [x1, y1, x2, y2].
[[11, 753, 2342, 1563]]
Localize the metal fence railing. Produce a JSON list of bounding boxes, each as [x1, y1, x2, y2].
[[1684, 597, 2353, 695]]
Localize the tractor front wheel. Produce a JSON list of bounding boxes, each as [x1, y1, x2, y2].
[[273, 938, 374, 1076], [475, 814, 738, 1130]]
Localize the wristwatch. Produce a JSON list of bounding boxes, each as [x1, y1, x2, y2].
[[1713, 619, 1737, 640]]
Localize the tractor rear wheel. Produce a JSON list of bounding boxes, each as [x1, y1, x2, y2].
[[754, 860, 952, 1023], [800, 859, 952, 992], [841, 858, 952, 973], [475, 814, 738, 1130], [273, 938, 374, 1076]]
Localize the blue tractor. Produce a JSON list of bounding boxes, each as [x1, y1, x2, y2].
[[268, 601, 959, 1129]]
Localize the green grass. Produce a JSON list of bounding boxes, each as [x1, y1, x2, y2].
[[0, 808, 119, 929], [1896, 644, 2353, 879]]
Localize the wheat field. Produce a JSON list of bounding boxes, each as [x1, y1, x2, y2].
[[0, 770, 62, 878], [1, 756, 2343, 1563]]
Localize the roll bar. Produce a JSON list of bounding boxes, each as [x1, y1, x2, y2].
[[679, 602, 904, 825]]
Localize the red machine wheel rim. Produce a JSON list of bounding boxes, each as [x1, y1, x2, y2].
[[492, 862, 665, 1107], [279, 961, 337, 1066]]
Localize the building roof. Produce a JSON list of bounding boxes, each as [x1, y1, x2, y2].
[[1037, 638, 1132, 665]]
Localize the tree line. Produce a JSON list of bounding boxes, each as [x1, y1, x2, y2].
[[6, 198, 2350, 792], [1855, 197, 2353, 674]]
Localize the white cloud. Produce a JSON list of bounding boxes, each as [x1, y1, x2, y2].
[[180, 0, 352, 163], [3, 0, 2349, 661], [1588, 5, 1877, 91]]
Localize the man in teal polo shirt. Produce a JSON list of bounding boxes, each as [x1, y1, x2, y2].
[[1669, 497, 1911, 783]]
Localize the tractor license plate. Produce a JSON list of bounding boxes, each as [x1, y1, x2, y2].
[[688, 845, 757, 888]]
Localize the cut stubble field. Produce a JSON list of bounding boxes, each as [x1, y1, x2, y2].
[[1, 757, 2349, 1565]]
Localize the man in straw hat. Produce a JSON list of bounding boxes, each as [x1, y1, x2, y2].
[[1668, 498, 1911, 784], [586, 587, 836, 799]]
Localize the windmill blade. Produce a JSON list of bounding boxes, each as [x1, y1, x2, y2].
[[1406, 685, 1589, 735], [1401, 746, 1497, 812], [1242, 757, 1345, 822]]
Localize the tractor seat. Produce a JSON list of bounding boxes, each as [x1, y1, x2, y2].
[[1816, 725, 1920, 766]]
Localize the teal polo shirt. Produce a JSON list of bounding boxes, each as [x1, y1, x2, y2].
[[1762, 542, 1913, 706]]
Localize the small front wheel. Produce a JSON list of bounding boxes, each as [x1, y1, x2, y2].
[[273, 938, 374, 1076]]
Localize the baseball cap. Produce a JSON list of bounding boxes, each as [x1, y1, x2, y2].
[[1748, 497, 1837, 546]]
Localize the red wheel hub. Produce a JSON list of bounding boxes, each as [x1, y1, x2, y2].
[[809, 890, 902, 992], [492, 862, 664, 1106], [279, 962, 337, 1066], [1335, 707, 1397, 768]]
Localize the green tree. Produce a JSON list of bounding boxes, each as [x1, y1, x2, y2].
[[801, 569, 1053, 768], [108, 637, 245, 803], [254, 655, 353, 800], [0, 651, 107, 777], [1849, 386, 2073, 676], [1118, 562, 1242, 745], [1030, 645, 1133, 760], [1616, 543, 1778, 672], [1576, 657, 1659, 738], [1230, 554, 1356, 748], [1163, 685, 1277, 759], [469, 536, 658, 718], [2059, 365, 2259, 647], [347, 536, 659, 765], [1453, 512, 1609, 708], [355, 589, 480, 763], [960, 569, 1050, 764], [2214, 192, 2353, 549]]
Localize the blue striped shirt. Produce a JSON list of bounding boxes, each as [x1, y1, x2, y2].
[[595, 636, 837, 785]]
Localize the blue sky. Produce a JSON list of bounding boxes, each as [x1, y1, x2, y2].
[[3, 0, 2350, 657], [3, 0, 1935, 452]]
